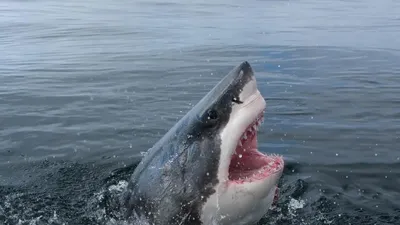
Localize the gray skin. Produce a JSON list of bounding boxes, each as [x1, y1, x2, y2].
[[124, 61, 254, 225]]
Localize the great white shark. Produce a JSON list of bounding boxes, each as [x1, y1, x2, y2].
[[123, 61, 284, 225]]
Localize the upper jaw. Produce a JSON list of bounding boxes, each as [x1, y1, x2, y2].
[[237, 110, 264, 147], [218, 91, 266, 182]]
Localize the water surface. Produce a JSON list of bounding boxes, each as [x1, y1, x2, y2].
[[1, 0, 400, 224]]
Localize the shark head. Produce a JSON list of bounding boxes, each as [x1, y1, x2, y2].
[[125, 61, 284, 225], [198, 61, 284, 224]]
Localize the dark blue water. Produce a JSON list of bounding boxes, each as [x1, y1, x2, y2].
[[1, 0, 400, 224]]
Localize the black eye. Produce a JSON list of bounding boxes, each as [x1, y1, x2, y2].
[[232, 96, 243, 104], [207, 110, 218, 120]]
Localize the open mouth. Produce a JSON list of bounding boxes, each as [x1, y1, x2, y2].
[[228, 112, 283, 183]]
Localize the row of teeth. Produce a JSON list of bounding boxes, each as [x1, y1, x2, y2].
[[238, 116, 264, 146], [237, 165, 282, 182], [236, 155, 284, 181]]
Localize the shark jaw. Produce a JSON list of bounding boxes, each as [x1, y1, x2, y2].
[[201, 71, 284, 225], [228, 112, 283, 184]]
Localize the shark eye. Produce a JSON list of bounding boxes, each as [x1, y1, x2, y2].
[[232, 96, 243, 104], [196, 109, 219, 127], [207, 109, 218, 120]]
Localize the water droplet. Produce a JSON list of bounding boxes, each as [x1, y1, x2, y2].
[[238, 154, 242, 158]]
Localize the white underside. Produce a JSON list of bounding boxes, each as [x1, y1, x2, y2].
[[201, 173, 281, 225]]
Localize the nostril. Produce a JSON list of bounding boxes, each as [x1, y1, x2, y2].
[[232, 96, 243, 104]]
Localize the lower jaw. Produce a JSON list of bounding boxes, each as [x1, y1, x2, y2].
[[228, 153, 283, 184]]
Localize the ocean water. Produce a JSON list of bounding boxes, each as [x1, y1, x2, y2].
[[1, 0, 400, 224]]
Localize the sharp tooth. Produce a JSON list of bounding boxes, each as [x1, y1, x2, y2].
[[243, 133, 247, 140], [238, 141, 242, 146], [253, 125, 257, 131]]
